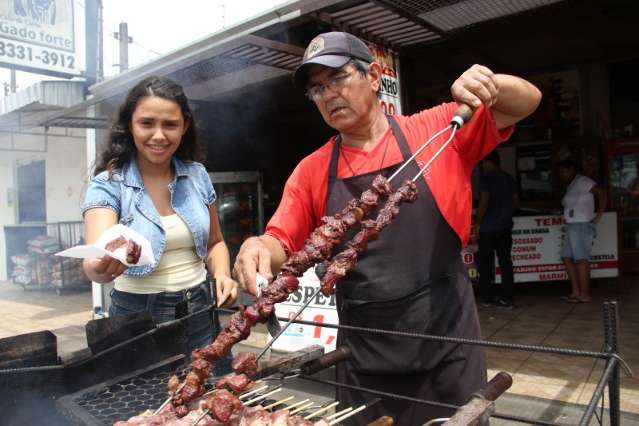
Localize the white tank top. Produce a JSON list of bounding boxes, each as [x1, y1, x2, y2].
[[115, 214, 206, 293]]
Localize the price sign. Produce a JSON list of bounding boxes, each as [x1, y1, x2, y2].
[[0, 0, 85, 77]]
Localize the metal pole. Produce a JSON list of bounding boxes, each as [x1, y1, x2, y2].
[[10, 69, 17, 93], [579, 357, 618, 426], [97, 0, 104, 80], [605, 301, 621, 426], [118, 22, 129, 72]]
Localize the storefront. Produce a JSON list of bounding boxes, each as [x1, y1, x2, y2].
[[0, 81, 89, 285], [39, 0, 639, 310]]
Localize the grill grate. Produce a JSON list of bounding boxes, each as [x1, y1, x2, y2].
[[57, 355, 211, 426]]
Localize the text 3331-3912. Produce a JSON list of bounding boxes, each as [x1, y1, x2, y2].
[[0, 41, 75, 69]]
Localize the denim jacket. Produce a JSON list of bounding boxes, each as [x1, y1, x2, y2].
[[81, 157, 216, 277]]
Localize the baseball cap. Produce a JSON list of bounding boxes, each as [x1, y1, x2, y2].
[[293, 32, 373, 88]]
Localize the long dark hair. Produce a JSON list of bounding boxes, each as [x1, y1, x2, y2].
[[94, 76, 204, 175]]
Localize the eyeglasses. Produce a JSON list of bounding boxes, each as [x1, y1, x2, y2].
[[306, 70, 356, 101]]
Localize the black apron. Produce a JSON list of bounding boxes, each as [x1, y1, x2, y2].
[[327, 116, 486, 426]]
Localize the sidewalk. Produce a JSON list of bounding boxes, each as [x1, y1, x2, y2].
[[0, 282, 92, 356], [478, 279, 639, 417]]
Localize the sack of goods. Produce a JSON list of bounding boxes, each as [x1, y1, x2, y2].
[[27, 235, 60, 254]]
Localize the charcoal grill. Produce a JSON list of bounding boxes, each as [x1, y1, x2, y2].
[[57, 346, 326, 425], [48, 302, 626, 426]]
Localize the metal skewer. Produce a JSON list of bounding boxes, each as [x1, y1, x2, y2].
[[409, 104, 472, 182], [255, 286, 323, 361], [304, 401, 340, 419], [388, 125, 452, 182], [389, 103, 473, 183], [155, 381, 185, 415], [411, 127, 458, 182]]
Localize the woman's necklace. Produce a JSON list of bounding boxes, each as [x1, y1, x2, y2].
[[341, 135, 390, 178]]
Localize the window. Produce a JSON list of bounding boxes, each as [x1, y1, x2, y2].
[[16, 159, 46, 223]]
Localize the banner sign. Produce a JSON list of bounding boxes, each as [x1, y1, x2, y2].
[[0, 0, 85, 77], [462, 212, 618, 283], [367, 42, 402, 115]]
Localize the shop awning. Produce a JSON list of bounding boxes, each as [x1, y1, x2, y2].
[[0, 81, 86, 131], [41, 0, 567, 129], [42, 33, 307, 129], [311, 0, 564, 49]]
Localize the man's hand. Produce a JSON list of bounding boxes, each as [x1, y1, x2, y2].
[[233, 237, 274, 296], [215, 275, 238, 307], [451, 64, 499, 109]]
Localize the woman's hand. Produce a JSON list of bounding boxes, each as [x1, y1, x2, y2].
[[215, 275, 238, 307], [84, 256, 127, 284]]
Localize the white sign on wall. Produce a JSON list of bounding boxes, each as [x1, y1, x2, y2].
[[0, 0, 85, 77], [501, 212, 618, 282], [367, 42, 402, 115], [271, 268, 338, 353], [462, 212, 619, 283]]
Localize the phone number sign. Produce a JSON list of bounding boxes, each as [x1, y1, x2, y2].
[[0, 0, 84, 77]]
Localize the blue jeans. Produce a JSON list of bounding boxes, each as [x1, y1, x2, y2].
[[562, 222, 596, 261], [109, 282, 232, 376]]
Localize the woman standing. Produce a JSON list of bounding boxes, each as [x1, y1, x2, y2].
[[82, 76, 237, 365], [558, 159, 606, 303]]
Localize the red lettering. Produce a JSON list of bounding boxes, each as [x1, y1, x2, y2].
[[535, 217, 564, 226], [288, 311, 301, 320], [313, 314, 324, 338]]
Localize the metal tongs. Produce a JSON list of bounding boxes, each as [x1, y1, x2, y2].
[[255, 104, 475, 361]]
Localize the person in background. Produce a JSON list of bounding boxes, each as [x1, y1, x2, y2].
[[558, 159, 606, 303], [474, 150, 518, 308], [233, 31, 541, 425], [82, 76, 238, 372]]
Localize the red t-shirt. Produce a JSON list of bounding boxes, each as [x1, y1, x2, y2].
[[266, 103, 513, 253]]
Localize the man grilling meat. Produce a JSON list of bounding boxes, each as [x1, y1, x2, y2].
[[234, 32, 541, 425]]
